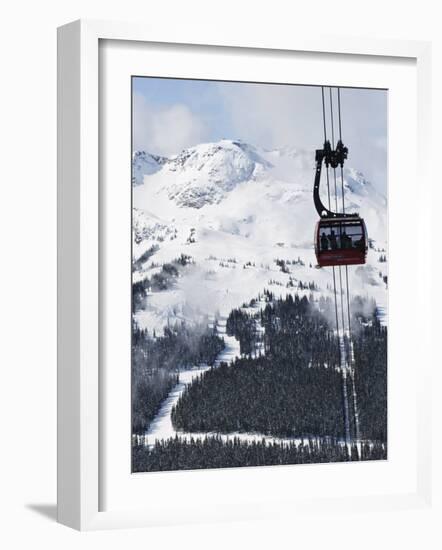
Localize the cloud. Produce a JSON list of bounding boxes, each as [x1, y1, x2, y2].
[[133, 93, 209, 156], [216, 82, 387, 192], [215, 82, 323, 151]]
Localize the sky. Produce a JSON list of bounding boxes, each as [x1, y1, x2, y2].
[[132, 77, 387, 194]]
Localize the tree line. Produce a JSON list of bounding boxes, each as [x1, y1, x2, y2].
[[132, 254, 194, 311], [172, 293, 387, 444], [134, 290, 387, 471], [132, 321, 225, 435], [132, 435, 386, 472], [172, 356, 345, 438], [173, 294, 346, 439], [351, 315, 387, 441]]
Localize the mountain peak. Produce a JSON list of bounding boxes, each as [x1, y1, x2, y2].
[[132, 141, 386, 226], [132, 151, 168, 185], [132, 140, 275, 209]]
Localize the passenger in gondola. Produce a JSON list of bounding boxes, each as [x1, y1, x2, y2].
[[328, 229, 338, 250], [354, 236, 365, 250], [341, 230, 352, 249], [320, 232, 329, 250]]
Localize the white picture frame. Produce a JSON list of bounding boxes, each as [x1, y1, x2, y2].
[[57, 19, 432, 531]]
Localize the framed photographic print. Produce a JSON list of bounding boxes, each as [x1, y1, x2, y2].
[[57, 20, 432, 530]]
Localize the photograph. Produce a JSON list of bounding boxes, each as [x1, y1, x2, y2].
[[130, 77, 388, 473]]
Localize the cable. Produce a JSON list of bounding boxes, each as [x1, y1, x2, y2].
[[321, 87, 328, 142], [330, 86, 346, 341], [321, 87, 332, 210], [338, 267, 346, 333], [337, 91, 352, 340], [337, 90, 352, 337], [322, 87, 351, 449], [337, 88, 346, 214], [329, 89, 339, 212], [337, 88, 343, 142], [329, 88, 346, 335], [321, 87, 340, 338], [337, 88, 361, 452], [345, 265, 352, 336], [329, 88, 335, 145]]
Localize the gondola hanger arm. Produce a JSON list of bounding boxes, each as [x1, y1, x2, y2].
[[313, 140, 357, 219]]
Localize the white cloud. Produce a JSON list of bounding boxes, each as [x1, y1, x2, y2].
[[216, 82, 323, 151], [216, 83, 387, 193], [133, 93, 208, 156]]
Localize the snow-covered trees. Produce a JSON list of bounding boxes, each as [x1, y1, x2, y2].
[[132, 292, 387, 471], [173, 295, 344, 439], [352, 316, 387, 441], [226, 308, 259, 357], [132, 436, 386, 472], [132, 323, 225, 435]]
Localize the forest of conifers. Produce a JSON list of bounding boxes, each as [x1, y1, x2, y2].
[[132, 291, 387, 472]]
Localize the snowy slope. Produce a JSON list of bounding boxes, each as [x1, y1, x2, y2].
[[132, 151, 167, 186], [145, 319, 241, 446], [132, 139, 388, 333]]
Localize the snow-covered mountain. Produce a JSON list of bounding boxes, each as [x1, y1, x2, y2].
[[132, 151, 167, 186], [132, 139, 388, 333]]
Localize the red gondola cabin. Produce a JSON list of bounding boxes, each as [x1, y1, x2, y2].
[[315, 216, 368, 267]]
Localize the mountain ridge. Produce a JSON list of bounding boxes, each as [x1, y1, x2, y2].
[[131, 139, 388, 333]]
